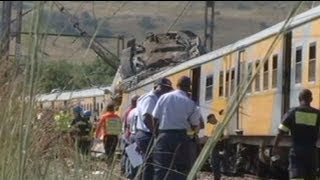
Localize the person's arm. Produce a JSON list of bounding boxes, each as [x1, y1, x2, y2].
[[143, 113, 154, 132], [273, 130, 285, 155], [189, 105, 201, 132], [142, 97, 158, 132], [152, 98, 163, 135], [272, 110, 292, 155]]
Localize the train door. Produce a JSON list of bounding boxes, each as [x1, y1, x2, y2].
[[191, 67, 201, 105], [237, 50, 245, 131], [281, 31, 292, 115]]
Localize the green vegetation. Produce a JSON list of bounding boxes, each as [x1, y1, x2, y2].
[[39, 58, 116, 93]]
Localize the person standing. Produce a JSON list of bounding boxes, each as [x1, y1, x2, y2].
[[152, 76, 200, 180], [135, 78, 173, 180], [95, 103, 122, 159], [120, 95, 139, 177], [273, 89, 320, 180]]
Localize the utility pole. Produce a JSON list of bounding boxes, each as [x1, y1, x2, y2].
[[1, 1, 12, 61], [14, 1, 23, 62], [204, 1, 215, 51]]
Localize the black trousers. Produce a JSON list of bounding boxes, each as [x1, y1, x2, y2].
[[135, 130, 154, 180], [153, 130, 189, 180], [103, 135, 119, 158], [289, 147, 317, 180]]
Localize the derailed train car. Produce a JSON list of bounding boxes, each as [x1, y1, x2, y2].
[[115, 6, 320, 178]]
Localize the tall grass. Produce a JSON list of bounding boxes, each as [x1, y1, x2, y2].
[[0, 2, 124, 180]]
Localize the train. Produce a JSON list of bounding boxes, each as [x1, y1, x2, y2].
[[36, 86, 112, 118], [36, 5, 320, 178], [114, 6, 320, 178]]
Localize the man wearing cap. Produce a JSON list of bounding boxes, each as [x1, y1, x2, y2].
[[152, 76, 200, 180], [273, 89, 320, 180], [135, 77, 173, 180]]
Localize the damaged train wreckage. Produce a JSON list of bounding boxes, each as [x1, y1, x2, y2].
[[112, 30, 207, 96]]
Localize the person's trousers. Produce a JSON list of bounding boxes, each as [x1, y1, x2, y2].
[[103, 135, 119, 158], [135, 130, 154, 180], [187, 137, 198, 171], [211, 147, 222, 180], [153, 130, 189, 180], [289, 147, 317, 180]]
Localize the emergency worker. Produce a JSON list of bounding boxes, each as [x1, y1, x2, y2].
[[152, 76, 200, 180], [71, 106, 84, 126], [95, 103, 122, 159], [72, 110, 92, 154], [135, 78, 173, 180], [273, 89, 320, 180]]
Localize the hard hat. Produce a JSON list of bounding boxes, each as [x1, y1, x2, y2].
[[73, 106, 83, 113], [83, 111, 92, 118]]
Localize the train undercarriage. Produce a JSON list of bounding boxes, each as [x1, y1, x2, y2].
[[202, 135, 320, 179]]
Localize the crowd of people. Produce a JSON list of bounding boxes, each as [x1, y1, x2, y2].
[[45, 78, 320, 180]]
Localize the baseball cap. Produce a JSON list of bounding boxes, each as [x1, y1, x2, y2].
[[154, 77, 173, 89]]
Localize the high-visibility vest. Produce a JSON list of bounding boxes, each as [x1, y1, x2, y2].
[[106, 118, 122, 135]]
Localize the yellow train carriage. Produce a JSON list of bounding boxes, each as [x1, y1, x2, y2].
[[116, 6, 320, 177]]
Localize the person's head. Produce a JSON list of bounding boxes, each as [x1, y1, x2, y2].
[[207, 113, 218, 125], [106, 102, 115, 112], [131, 95, 140, 108], [177, 76, 191, 93], [298, 89, 313, 105], [73, 106, 83, 118], [154, 77, 173, 96]]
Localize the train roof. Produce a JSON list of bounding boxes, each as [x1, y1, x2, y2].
[[36, 86, 111, 102], [124, 5, 320, 92]]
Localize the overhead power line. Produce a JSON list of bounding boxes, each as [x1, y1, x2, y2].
[[167, 1, 192, 32]]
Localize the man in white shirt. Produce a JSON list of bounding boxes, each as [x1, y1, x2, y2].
[[152, 76, 200, 180], [135, 77, 173, 180]]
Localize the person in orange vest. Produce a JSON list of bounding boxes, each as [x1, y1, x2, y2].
[[95, 102, 122, 159]]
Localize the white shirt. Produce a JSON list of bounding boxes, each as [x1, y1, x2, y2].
[[136, 91, 158, 132], [152, 90, 200, 130], [127, 108, 138, 134]]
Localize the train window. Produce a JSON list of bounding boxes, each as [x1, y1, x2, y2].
[[263, 59, 269, 90], [101, 103, 103, 111], [96, 103, 99, 111], [255, 61, 260, 92], [219, 71, 224, 97], [247, 62, 253, 93], [295, 47, 302, 84], [205, 75, 214, 101], [308, 42, 316, 82], [225, 70, 230, 97], [272, 55, 278, 88], [230, 68, 235, 95]]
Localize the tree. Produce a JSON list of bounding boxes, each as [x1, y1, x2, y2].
[[38, 58, 116, 93]]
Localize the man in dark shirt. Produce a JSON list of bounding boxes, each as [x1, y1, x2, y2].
[[273, 89, 320, 180]]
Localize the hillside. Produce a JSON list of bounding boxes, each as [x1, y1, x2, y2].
[[5, 1, 318, 63]]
